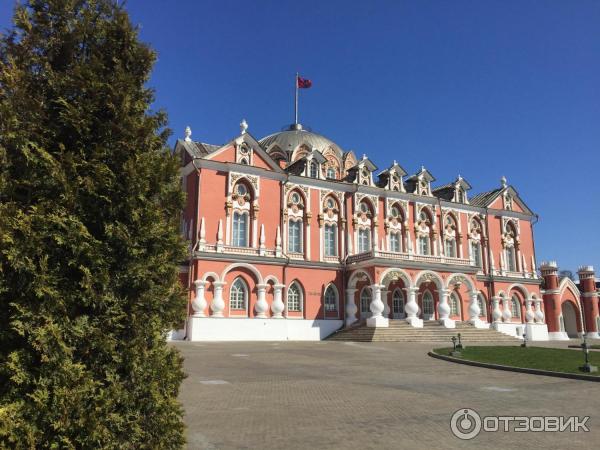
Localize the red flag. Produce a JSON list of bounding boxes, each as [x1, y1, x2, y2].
[[297, 75, 312, 89]]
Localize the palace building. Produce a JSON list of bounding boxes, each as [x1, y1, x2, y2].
[[174, 121, 599, 342]]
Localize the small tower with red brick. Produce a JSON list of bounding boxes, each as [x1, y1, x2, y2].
[[578, 265, 599, 339], [540, 261, 562, 338]]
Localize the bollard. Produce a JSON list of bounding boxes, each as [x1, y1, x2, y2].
[[580, 335, 598, 373]]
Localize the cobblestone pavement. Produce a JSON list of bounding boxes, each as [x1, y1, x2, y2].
[[173, 341, 600, 450]]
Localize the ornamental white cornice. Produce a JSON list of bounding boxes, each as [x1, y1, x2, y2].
[[319, 189, 344, 205], [502, 216, 520, 234], [386, 198, 408, 220], [355, 193, 379, 215]]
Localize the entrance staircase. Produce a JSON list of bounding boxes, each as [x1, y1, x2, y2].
[[328, 320, 520, 343]]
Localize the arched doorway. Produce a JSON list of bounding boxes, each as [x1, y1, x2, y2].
[[560, 301, 578, 338]]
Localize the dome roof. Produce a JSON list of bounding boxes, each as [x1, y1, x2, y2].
[[259, 124, 344, 160]]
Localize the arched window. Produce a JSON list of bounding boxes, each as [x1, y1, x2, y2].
[[324, 224, 337, 256], [358, 229, 371, 253], [450, 293, 460, 316], [477, 294, 486, 318], [232, 212, 248, 247], [324, 285, 337, 312], [229, 278, 247, 310], [390, 232, 401, 252], [444, 215, 457, 258], [511, 296, 521, 319], [287, 283, 302, 312], [471, 241, 482, 267], [239, 158, 249, 165], [326, 167, 336, 179], [288, 219, 302, 253], [392, 289, 404, 315], [422, 291, 434, 316], [310, 161, 318, 178], [418, 236, 430, 255], [360, 287, 371, 316]]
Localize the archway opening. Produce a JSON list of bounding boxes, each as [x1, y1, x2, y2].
[[561, 301, 579, 338]]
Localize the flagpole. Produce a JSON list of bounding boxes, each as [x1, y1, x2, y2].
[[294, 72, 299, 125]]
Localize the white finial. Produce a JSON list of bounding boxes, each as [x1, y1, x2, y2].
[[393, 160, 397, 166], [362, 154, 367, 160], [240, 119, 248, 134], [457, 174, 462, 181], [421, 165, 425, 172], [184, 126, 192, 142], [501, 176, 507, 188]]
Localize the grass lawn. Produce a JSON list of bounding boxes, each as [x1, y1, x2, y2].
[[433, 346, 600, 376]]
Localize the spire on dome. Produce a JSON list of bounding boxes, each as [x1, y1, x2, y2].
[[184, 126, 192, 142]]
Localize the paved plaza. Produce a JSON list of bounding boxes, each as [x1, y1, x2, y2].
[[173, 341, 600, 450]]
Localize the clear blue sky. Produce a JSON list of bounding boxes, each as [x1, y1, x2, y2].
[[2, 1, 599, 275]]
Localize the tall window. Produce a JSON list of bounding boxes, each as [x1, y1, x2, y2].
[[360, 288, 371, 314], [324, 224, 337, 256], [418, 236, 430, 255], [229, 278, 247, 310], [423, 291, 434, 316], [310, 161, 318, 178], [324, 285, 337, 312], [505, 246, 516, 271], [471, 241, 482, 267], [477, 294, 486, 318], [445, 239, 457, 258], [288, 220, 302, 253], [392, 289, 404, 315], [287, 283, 302, 312], [450, 293, 460, 316], [358, 229, 371, 253], [390, 232, 401, 252], [232, 212, 248, 247], [511, 296, 521, 319]]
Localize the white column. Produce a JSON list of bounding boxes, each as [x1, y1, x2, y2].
[[492, 297, 502, 323], [211, 281, 226, 317], [502, 296, 512, 322], [216, 219, 224, 252], [345, 288, 358, 327], [437, 289, 454, 328], [259, 224, 266, 256], [405, 287, 423, 328], [382, 289, 390, 318], [255, 283, 269, 318], [468, 291, 486, 328], [198, 218, 206, 251], [191, 280, 208, 317], [367, 284, 388, 327], [271, 284, 285, 318], [534, 299, 545, 324], [525, 299, 535, 323]]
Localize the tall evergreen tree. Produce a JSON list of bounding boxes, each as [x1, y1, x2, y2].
[[0, 1, 187, 447]]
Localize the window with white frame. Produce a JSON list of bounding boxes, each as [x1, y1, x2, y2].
[[326, 167, 336, 179], [505, 246, 517, 272], [450, 293, 460, 316], [477, 294, 486, 318], [324, 285, 337, 312], [360, 288, 371, 314], [418, 236, 430, 255], [229, 278, 247, 310], [445, 238, 457, 258], [232, 212, 248, 247], [287, 283, 302, 312], [392, 289, 404, 314], [288, 219, 302, 253], [511, 296, 521, 319], [310, 161, 318, 178], [471, 241, 482, 267], [390, 232, 401, 252], [358, 228, 371, 253], [324, 224, 337, 256]]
